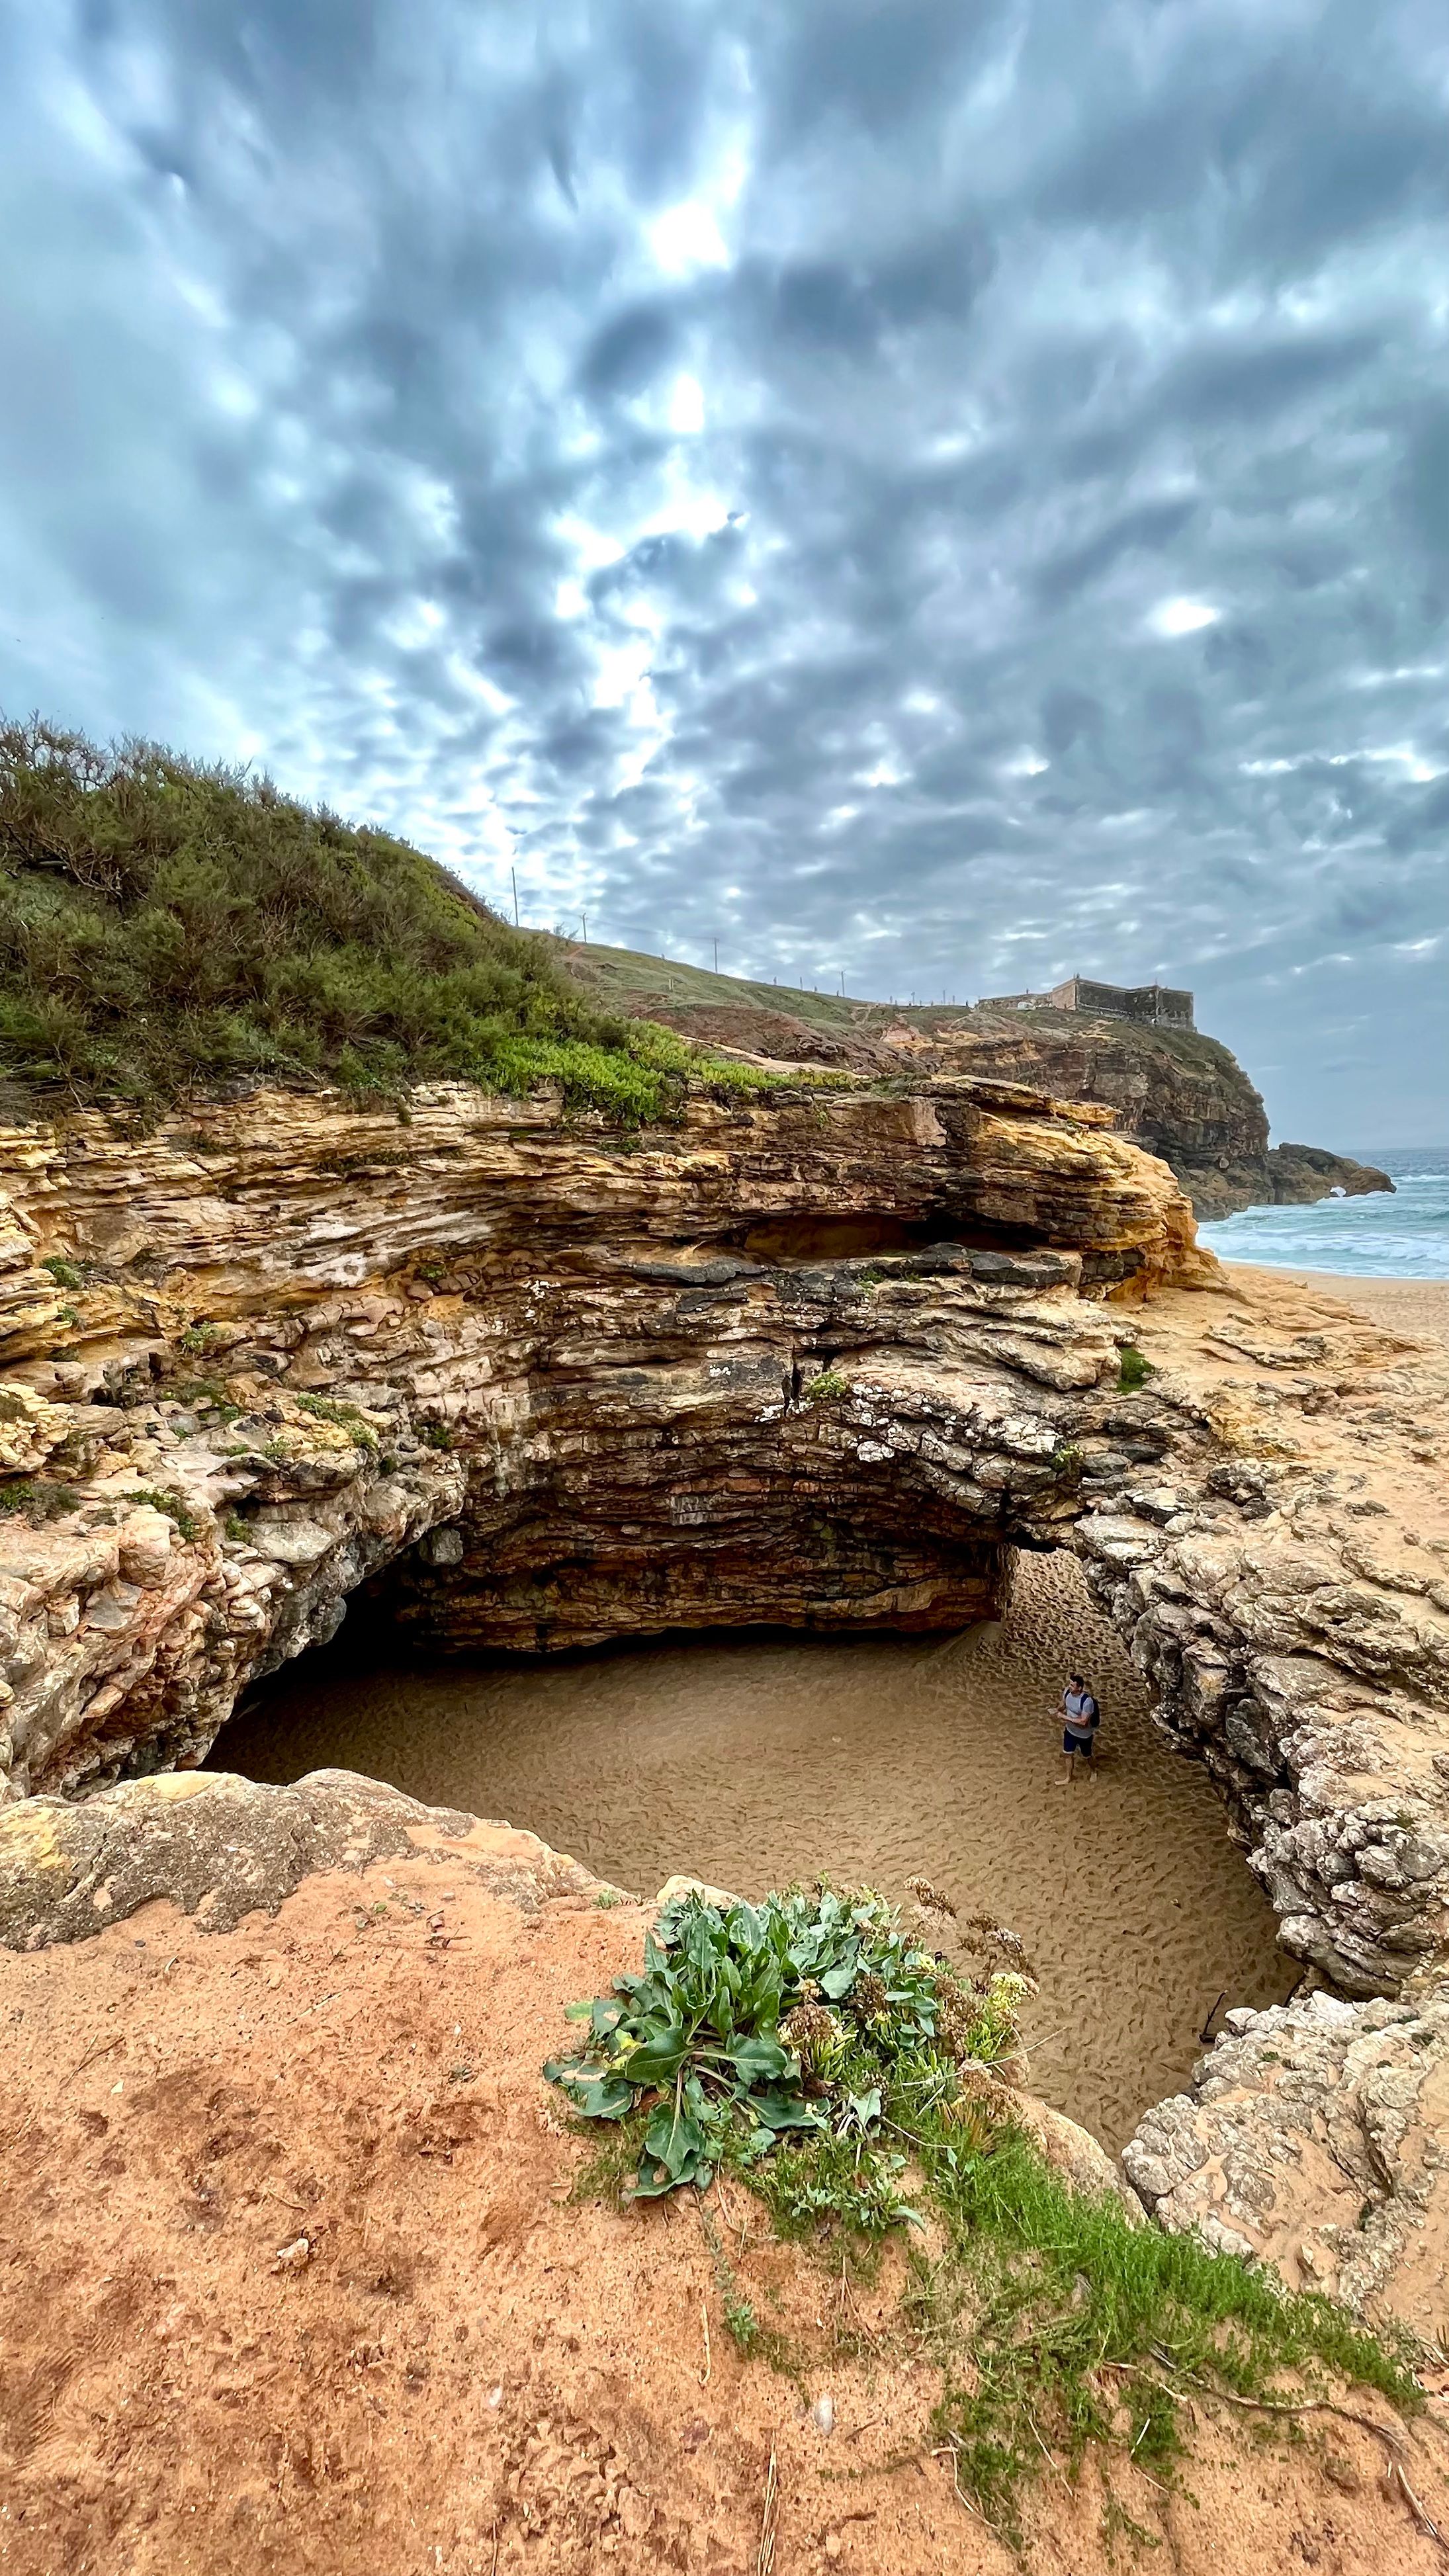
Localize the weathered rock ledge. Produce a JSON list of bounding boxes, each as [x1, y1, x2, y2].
[[1, 1074, 1448, 2329]]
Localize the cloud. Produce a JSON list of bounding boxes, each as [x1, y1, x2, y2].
[[1, 0, 1447, 1140]]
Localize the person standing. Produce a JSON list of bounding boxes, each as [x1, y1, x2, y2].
[[1059, 1674, 1100, 1783]]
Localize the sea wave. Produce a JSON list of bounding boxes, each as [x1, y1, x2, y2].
[[1197, 1149, 1449, 1279]]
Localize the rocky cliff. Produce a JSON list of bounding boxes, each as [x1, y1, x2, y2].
[[3, 1070, 1449, 2342], [558, 940, 1393, 1221]]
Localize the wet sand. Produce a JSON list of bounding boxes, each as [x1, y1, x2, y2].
[[1227, 1265, 1449, 1351], [214, 1553, 1295, 2149]]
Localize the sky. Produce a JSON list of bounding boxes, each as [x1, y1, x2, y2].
[[1, 2, 1447, 1145]]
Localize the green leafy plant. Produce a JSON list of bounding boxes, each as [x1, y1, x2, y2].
[[800, 1368, 850, 1406], [1118, 1345, 1155, 1392], [420, 1422, 457, 1451], [545, 1885, 1018, 2208], [553, 1885, 1420, 2542], [179, 1323, 224, 1356], [40, 1254, 83, 1290]]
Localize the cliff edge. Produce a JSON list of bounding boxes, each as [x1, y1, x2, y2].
[[556, 940, 1393, 1222]]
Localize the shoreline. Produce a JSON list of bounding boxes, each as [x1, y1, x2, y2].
[[1219, 1260, 1449, 1349]]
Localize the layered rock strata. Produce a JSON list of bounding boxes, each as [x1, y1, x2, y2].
[[0, 1074, 1203, 1791], [1, 1077, 1449, 2327]]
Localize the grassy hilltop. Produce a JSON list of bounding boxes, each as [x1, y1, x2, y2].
[[0, 722, 783, 1124]]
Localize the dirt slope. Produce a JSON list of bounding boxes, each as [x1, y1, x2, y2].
[[3, 1814, 1445, 2576]]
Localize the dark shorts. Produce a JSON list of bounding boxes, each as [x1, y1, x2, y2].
[[1063, 1729, 1096, 1756]]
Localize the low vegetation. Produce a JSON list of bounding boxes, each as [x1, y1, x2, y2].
[[0, 720, 805, 1122], [551, 1883, 1420, 2542], [1118, 1344, 1155, 1392]]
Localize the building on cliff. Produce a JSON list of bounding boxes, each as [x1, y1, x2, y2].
[[979, 975, 1195, 1030]]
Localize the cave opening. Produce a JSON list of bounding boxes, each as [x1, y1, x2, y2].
[[210, 1548, 1295, 2151]]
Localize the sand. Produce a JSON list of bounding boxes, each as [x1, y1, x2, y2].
[[214, 1553, 1295, 2153], [1, 1854, 1442, 2576], [1221, 1263, 1449, 1351]]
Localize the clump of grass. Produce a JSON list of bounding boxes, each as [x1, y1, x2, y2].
[[800, 1368, 850, 1406], [1118, 1345, 1155, 1392], [123, 1486, 200, 1542], [916, 2116, 1418, 2542], [40, 1254, 84, 1290], [549, 1884, 1421, 2542], [0, 1478, 79, 1522], [419, 1422, 457, 1451], [0, 719, 791, 1123], [178, 1323, 225, 1356]]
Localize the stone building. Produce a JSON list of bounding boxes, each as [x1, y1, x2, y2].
[[978, 974, 1194, 1029]]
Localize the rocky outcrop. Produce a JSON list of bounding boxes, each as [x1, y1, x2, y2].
[[0, 1764, 612, 1946], [1266, 1144, 1396, 1205], [0, 1073, 1207, 1793], [1124, 1987, 1449, 2337]]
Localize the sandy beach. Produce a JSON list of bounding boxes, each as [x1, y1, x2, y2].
[[215, 1551, 1294, 2153], [1221, 1262, 1449, 1349]]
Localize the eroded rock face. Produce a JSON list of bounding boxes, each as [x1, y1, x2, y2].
[[3, 1074, 1449, 2329], [582, 973, 1386, 1223], [0, 1074, 1203, 1790], [1123, 1986, 1449, 2336]]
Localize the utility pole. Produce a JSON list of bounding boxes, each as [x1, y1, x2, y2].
[[712, 935, 719, 975], [510, 867, 519, 927]]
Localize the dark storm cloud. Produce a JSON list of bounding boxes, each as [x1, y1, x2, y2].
[[3, 0, 1448, 1138]]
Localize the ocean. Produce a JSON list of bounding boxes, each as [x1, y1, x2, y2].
[[1197, 1148, 1449, 1279]]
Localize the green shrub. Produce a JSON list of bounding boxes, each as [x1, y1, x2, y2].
[[1118, 1344, 1155, 1392], [40, 1254, 83, 1290], [0, 719, 791, 1124], [0, 1478, 79, 1522], [546, 1884, 1023, 2212], [800, 1368, 850, 1406]]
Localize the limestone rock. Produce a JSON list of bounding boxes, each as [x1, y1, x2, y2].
[[1123, 1985, 1449, 2333], [0, 1768, 614, 1947]]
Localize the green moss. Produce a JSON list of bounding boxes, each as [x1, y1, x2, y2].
[[295, 1393, 379, 1453], [123, 1486, 200, 1542], [0, 719, 794, 1124]]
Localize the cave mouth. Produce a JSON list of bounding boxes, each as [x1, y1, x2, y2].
[[210, 1551, 1295, 2151]]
